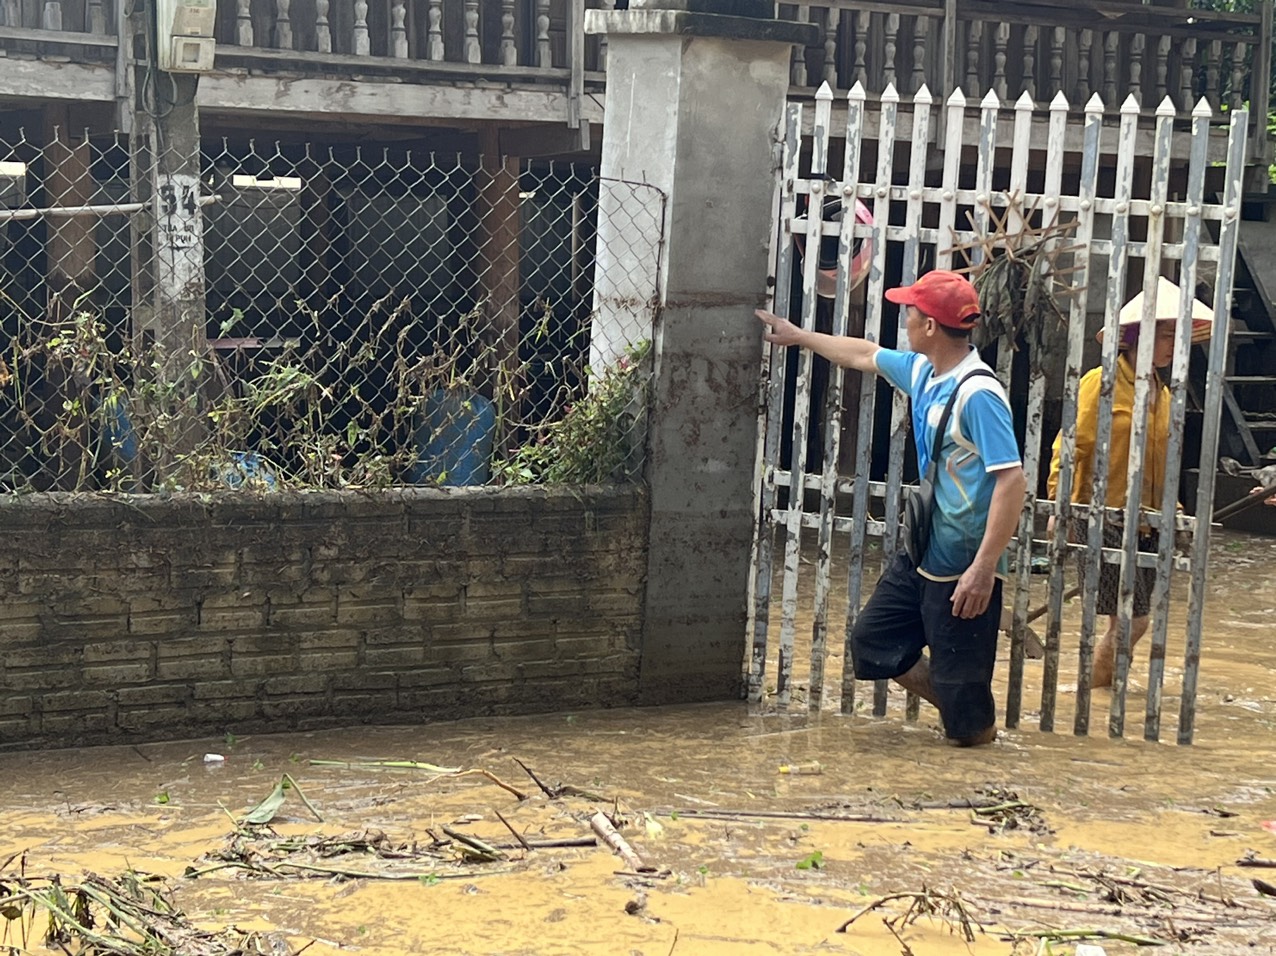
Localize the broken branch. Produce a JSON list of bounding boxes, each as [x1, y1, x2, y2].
[[591, 811, 654, 873], [513, 757, 557, 798], [493, 808, 531, 851]]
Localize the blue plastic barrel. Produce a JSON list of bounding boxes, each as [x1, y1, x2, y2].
[[100, 393, 138, 464], [407, 388, 496, 486], [216, 452, 278, 491]]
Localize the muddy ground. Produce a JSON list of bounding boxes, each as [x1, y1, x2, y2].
[[1, 530, 1274, 955]]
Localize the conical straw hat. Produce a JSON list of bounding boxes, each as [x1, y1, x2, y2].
[[1098, 276, 1213, 344]]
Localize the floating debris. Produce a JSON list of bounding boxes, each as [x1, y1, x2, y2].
[[0, 857, 293, 956]]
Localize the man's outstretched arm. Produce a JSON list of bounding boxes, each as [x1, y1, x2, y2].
[[756, 309, 880, 374]]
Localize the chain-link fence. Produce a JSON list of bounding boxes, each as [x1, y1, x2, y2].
[[0, 130, 664, 494]]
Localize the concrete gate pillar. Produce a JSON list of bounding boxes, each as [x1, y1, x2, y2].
[[585, 0, 816, 702]]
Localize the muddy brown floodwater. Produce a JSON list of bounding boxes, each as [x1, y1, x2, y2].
[[2, 531, 1275, 956]]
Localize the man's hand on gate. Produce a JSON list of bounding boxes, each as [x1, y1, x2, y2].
[[756, 309, 804, 347], [951, 561, 997, 619]]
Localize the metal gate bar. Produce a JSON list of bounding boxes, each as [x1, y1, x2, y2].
[[840, 82, 897, 716], [809, 85, 868, 713], [1002, 92, 1065, 728], [1181, 109, 1248, 744], [1144, 100, 1210, 742], [1110, 98, 1177, 738], [1040, 95, 1103, 734]]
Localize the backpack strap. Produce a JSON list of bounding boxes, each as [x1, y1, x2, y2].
[[923, 368, 999, 483]]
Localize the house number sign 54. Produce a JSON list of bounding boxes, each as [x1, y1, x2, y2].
[[155, 173, 202, 250]]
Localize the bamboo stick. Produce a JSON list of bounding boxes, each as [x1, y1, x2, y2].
[[590, 811, 653, 873]]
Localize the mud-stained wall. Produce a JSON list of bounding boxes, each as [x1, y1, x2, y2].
[[0, 487, 647, 751]]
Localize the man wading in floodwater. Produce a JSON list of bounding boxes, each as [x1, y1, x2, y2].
[[757, 270, 1026, 746]]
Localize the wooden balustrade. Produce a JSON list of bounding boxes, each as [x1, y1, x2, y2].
[[779, 0, 1266, 119], [0, 0, 1269, 162], [0, 0, 1262, 107], [0, 0, 116, 34], [197, 0, 606, 70]]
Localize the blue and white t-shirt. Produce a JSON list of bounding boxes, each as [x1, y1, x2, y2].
[[874, 347, 1022, 580]]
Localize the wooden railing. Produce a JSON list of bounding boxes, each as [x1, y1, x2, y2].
[[1, 0, 1265, 92], [0, 0, 114, 33], [211, 0, 610, 72], [0, 0, 612, 71], [1, 0, 1270, 157], [784, 0, 1269, 116]]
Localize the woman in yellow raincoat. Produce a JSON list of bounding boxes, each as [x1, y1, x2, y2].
[[1047, 277, 1211, 688]]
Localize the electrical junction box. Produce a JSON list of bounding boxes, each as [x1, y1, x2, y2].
[[156, 0, 217, 73]]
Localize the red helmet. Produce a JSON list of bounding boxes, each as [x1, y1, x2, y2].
[[795, 196, 874, 299]]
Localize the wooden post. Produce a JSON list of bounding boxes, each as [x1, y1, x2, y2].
[[823, 6, 838, 87], [1078, 29, 1093, 101], [1179, 36, 1196, 111], [500, 0, 516, 65], [1129, 32, 1145, 101], [302, 150, 332, 299], [463, 0, 480, 63], [115, 0, 136, 133], [316, 0, 329, 51], [852, 10, 869, 87], [1253, 1, 1272, 162], [1206, 38, 1221, 108], [941, 0, 957, 97], [391, 0, 408, 57], [568, 0, 583, 128], [476, 126, 520, 445], [993, 22, 1009, 99], [275, 0, 292, 49], [882, 13, 899, 88], [1155, 34, 1171, 100], [236, 0, 254, 45], [911, 16, 927, 94], [791, 5, 810, 87], [965, 19, 981, 97], [536, 0, 550, 66], [1104, 31, 1119, 103], [1229, 41, 1248, 111], [354, 0, 370, 56], [427, 0, 444, 59], [43, 118, 95, 299], [1022, 24, 1037, 100], [40, 108, 95, 490]]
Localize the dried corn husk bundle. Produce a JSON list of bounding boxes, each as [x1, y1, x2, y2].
[[953, 193, 1085, 370]]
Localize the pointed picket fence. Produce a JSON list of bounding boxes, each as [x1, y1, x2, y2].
[[749, 83, 1248, 744]]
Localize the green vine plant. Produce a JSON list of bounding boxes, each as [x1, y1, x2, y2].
[[495, 340, 652, 486], [3, 299, 650, 494]]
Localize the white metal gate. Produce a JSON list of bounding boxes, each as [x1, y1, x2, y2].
[[748, 83, 1248, 743]]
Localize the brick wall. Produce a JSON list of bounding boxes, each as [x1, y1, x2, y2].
[[0, 486, 647, 750]]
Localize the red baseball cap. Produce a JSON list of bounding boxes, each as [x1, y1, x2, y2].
[[885, 270, 981, 329]]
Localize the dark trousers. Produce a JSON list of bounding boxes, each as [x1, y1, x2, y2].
[[850, 551, 1002, 740]]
